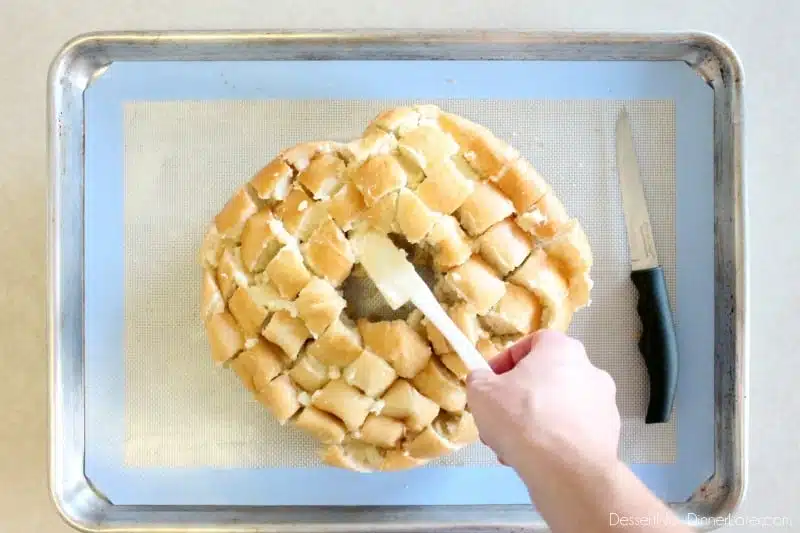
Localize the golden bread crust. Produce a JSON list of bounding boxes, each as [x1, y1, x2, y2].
[[294, 278, 346, 337], [478, 219, 534, 276], [288, 354, 331, 393], [214, 187, 258, 240], [295, 406, 347, 444], [205, 311, 244, 364], [493, 158, 549, 214], [457, 181, 515, 237], [250, 157, 294, 201], [230, 339, 284, 393]]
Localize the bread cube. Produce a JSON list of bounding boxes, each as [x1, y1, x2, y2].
[[444, 256, 506, 314], [359, 190, 399, 233], [478, 219, 533, 276], [438, 112, 518, 179], [345, 128, 397, 163], [311, 379, 374, 431], [380, 379, 440, 432], [319, 442, 383, 473], [541, 219, 593, 273], [201, 269, 224, 322], [457, 181, 515, 236], [349, 154, 408, 207], [381, 449, 426, 471], [245, 281, 294, 314], [396, 188, 436, 243], [205, 311, 244, 364], [327, 183, 366, 232], [476, 337, 501, 360], [343, 350, 397, 397], [439, 353, 469, 380], [228, 286, 270, 336], [425, 215, 472, 270], [276, 187, 314, 237], [250, 156, 294, 201], [358, 320, 432, 379], [568, 271, 594, 311], [509, 248, 570, 312], [424, 303, 482, 356], [359, 415, 405, 448], [301, 218, 354, 287], [371, 106, 421, 134], [406, 309, 427, 337], [256, 374, 301, 424], [230, 338, 284, 392], [306, 319, 364, 367], [481, 283, 542, 336], [542, 301, 574, 332], [397, 125, 459, 170], [415, 159, 475, 215], [264, 245, 312, 299], [407, 425, 455, 460], [297, 153, 345, 200], [435, 411, 479, 446], [493, 158, 550, 213], [216, 247, 251, 300], [295, 406, 347, 444], [288, 354, 331, 393], [261, 309, 310, 360], [423, 319, 450, 356], [200, 225, 224, 269], [294, 278, 346, 337], [517, 191, 569, 240], [412, 359, 467, 412], [214, 187, 258, 240], [240, 210, 283, 272], [281, 141, 334, 172]]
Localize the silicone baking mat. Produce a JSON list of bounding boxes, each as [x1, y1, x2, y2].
[[122, 98, 676, 469], [83, 60, 715, 506]]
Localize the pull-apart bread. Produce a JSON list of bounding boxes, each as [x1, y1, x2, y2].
[[200, 105, 592, 471]]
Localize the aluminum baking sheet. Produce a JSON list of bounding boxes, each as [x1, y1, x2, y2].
[[48, 31, 746, 532]]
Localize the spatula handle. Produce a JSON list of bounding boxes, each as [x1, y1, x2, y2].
[[410, 280, 490, 372]]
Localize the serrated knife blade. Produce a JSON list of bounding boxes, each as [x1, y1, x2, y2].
[[616, 108, 659, 271]]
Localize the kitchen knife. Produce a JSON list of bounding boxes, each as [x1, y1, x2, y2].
[[616, 109, 679, 424]]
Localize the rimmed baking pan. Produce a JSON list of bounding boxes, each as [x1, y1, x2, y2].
[[48, 30, 746, 532]]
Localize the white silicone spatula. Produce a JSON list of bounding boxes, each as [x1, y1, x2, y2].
[[353, 230, 490, 372]]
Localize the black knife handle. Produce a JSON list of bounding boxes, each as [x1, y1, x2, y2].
[[631, 267, 678, 424]]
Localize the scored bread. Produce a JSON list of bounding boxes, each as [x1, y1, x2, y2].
[[199, 104, 592, 471]]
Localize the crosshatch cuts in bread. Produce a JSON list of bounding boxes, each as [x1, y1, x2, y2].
[[199, 104, 594, 472]]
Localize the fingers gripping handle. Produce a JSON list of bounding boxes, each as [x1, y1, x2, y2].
[[631, 267, 679, 424]]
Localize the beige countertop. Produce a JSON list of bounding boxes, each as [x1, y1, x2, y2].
[[2, 0, 797, 531]]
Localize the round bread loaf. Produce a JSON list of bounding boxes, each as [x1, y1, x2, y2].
[[199, 105, 593, 471]]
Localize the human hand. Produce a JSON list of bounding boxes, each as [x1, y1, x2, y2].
[[467, 330, 691, 533], [466, 329, 621, 481]]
